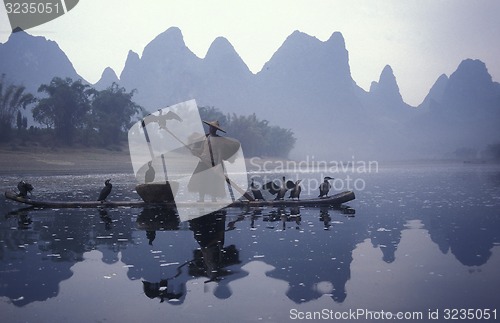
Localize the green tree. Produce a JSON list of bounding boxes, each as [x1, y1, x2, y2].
[[263, 125, 296, 158], [225, 113, 267, 157], [90, 83, 142, 146], [33, 77, 94, 145], [16, 110, 22, 130], [198, 106, 228, 126], [0, 74, 35, 141], [198, 106, 296, 158]]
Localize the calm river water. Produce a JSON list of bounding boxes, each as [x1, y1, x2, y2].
[[1, 162, 499, 322]]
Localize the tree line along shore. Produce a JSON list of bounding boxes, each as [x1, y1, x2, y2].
[[0, 75, 296, 159]]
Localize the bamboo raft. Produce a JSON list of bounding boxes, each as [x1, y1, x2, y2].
[[4, 190, 355, 209]]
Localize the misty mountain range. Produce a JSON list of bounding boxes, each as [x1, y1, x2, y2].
[[1, 27, 499, 160]]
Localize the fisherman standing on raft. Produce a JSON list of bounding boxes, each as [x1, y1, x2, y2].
[[187, 120, 240, 202]]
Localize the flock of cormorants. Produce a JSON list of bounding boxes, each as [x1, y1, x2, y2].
[[251, 176, 335, 201], [16, 175, 335, 203]]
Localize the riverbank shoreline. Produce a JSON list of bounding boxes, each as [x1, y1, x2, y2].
[[1, 144, 497, 177], [0, 144, 134, 176], [0, 144, 291, 176]]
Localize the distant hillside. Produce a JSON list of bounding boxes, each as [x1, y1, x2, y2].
[[94, 67, 119, 90], [413, 59, 500, 157], [0, 30, 82, 94], [1, 28, 499, 160]]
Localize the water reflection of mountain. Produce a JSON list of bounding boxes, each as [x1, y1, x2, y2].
[[255, 206, 359, 303], [423, 205, 500, 266], [415, 169, 500, 267], [367, 212, 405, 264], [0, 208, 136, 306], [120, 209, 249, 303], [1, 177, 499, 307], [1, 205, 365, 306], [361, 166, 500, 268]]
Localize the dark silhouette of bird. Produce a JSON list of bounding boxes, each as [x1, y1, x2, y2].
[[318, 176, 334, 198], [98, 179, 112, 202], [263, 179, 280, 196], [288, 180, 302, 200], [145, 161, 156, 183], [250, 179, 265, 200], [142, 110, 182, 129], [264, 176, 295, 200], [17, 181, 34, 198]]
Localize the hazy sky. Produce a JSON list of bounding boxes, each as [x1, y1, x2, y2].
[[1, 0, 499, 106]]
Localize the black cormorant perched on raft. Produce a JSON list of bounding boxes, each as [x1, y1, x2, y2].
[[250, 179, 265, 200], [98, 179, 112, 202], [17, 181, 34, 198], [288, 180, 302, 200], [318, 176, 334, 198], [145, 161, 156, 183], [264, 176, 295, 200]]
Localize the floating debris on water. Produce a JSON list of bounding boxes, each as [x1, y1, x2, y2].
[[160, 262, 180, 267]]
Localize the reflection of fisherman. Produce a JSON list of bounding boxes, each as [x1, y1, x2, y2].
[[142, 279, 184, 303], [189, 211, 226, 282], [187, 120, 240, 202]]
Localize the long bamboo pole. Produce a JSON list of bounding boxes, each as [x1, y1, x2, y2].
[[159, 126, 255, 201]]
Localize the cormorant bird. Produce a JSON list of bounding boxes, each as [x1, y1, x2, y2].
[[250, 179, 265, 200], [142, 110, 182, 129], [318, 176, 334, 198], [264, 176, 295, 200], [145, 161, 156, 183], [288, 180, 302, 200], [263, 179, 279, 196], [98, 179, 112, 202], [17, 181, 34, 198]]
